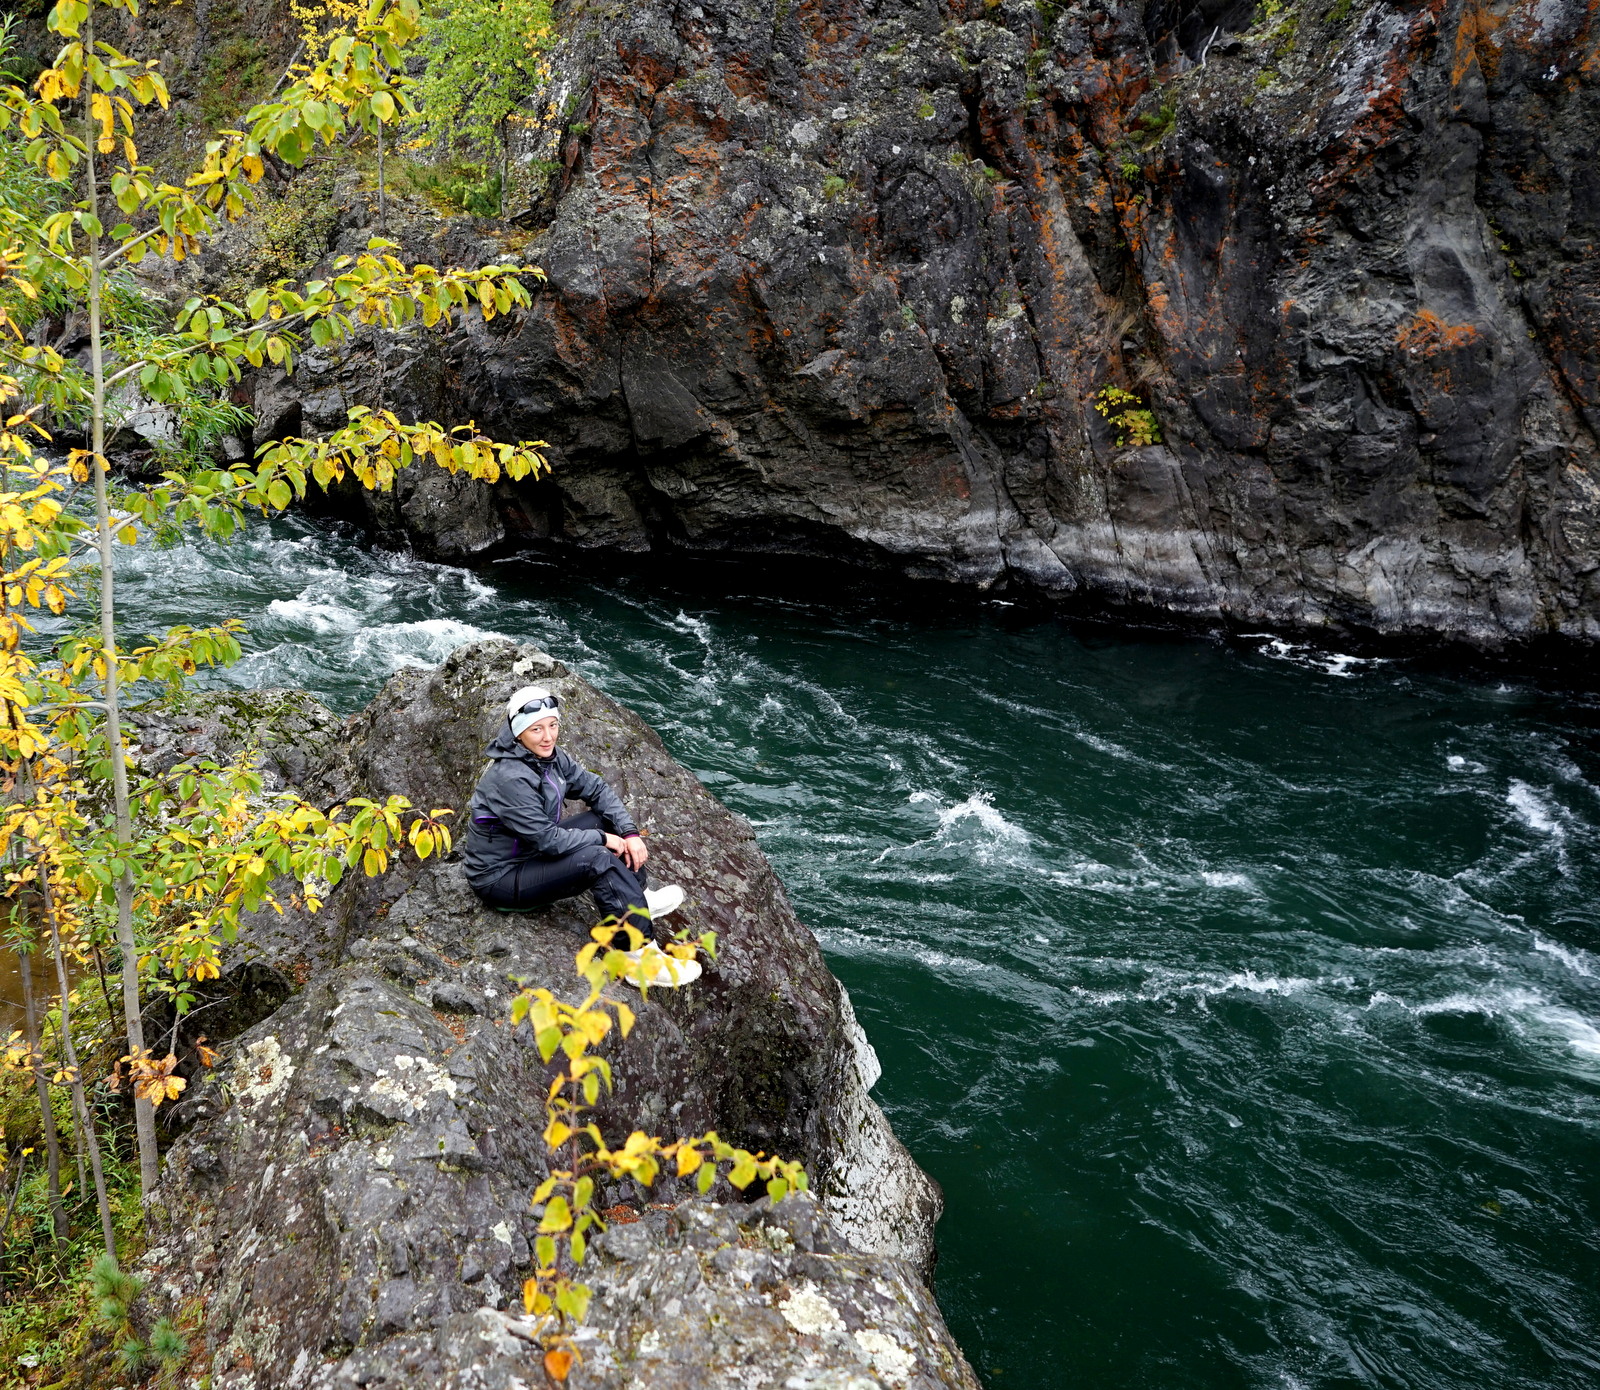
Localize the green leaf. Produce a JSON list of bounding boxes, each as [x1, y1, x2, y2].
[[535, 1234, 556, 1269], [277, 128, 309, 166], [697, 1163, 715, 1194], [539, 1195, 572, 1233]]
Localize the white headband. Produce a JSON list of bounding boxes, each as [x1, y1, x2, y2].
[[508, 688, 560, 739]]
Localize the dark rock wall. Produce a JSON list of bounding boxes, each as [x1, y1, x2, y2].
[[261, 0, 1600, 649]]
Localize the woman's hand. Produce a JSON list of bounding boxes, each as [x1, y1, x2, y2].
[[604, 833, 648, 872]]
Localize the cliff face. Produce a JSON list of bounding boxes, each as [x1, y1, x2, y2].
[[135, 642, 963, 1388], [252, 0, 1600, 649]]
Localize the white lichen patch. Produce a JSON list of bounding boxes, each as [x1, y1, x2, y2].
[[491, 1222, 513, 1246], [854, 1329, 916, 1384], [368, 1054, 460, 1113], [395, 1054, 460, 1095], [236, 1036, 294, 1105], [778, 1283, 846, 1337]]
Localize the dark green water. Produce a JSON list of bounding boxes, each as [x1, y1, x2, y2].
[[114, 519, 1600, 1389]]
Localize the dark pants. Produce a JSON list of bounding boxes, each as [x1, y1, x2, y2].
[[474, 812, 653, 939]]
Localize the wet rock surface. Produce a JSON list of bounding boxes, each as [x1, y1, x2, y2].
[[138, 641, 957, 1389], [256, 0, 1600, 650]]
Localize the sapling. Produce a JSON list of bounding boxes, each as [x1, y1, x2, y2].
[[0, 0, 551, 1224], [509, 922, 809, 1379]]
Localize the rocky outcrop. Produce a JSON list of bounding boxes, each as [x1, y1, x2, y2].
[[246, 0, 1600, 651], [336, 1194, 978, 1390], [136, 641, 961, 1389]]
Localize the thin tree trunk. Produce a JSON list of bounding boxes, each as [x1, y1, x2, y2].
[[74, 1103, 87, 1197], [0, 1154, 27, 1294], [376, 117, 386, 232], [499, 116, 509, 212], [83, 9, 159, 1203], [38, 866, 118, 1261], [18, 945, 68, 1249]]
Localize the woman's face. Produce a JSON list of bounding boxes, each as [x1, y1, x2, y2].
[[518, 717, 560, 758]]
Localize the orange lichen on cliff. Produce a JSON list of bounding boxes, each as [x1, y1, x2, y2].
[[1452, 1, 1507, 85], [1396, 309, 1482, 354]]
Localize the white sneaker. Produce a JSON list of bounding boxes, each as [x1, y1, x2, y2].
[[644, 885, 684, 919], [621, 945, 702, 990]]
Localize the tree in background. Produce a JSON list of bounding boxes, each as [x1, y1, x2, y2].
[[0, 0, 551, 1276], [288, 0, 413, 229], [408, 0, 555, 210]]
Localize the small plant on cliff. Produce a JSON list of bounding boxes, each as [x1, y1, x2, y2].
[[86, 1249, 189, 1382], [1094, 384, 1162, 448], [0, 0, 552, 1259], [1131, 99, 1177, 148], [511, 922, 808, 1379]]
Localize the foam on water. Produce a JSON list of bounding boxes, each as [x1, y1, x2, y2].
[[265, 596, 362, 633], [1244, 633, 1390, 677], [1534, 935, 1596, 977], [1507, 780, 1566, 838]]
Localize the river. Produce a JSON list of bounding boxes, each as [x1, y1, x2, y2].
[[110, 517, 1599, 1390]]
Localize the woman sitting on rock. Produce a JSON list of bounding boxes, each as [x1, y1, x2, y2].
[[463, 685, 696, 986]]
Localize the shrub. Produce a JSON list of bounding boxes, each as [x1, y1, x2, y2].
[[1093, 384, 1163, 447]]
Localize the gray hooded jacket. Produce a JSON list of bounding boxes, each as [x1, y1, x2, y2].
[[462, 726, 637, 890]]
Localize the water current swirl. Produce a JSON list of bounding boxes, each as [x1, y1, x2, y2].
[[106, 518, 1600, 1389]]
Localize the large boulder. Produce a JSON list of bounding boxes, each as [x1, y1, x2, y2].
[[137, 641, 959, 1389]]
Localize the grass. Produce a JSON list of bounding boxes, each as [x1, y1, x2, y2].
[[0, 986, 148, 1390], [398, 160, 506, 217], [217, 170, 340, 303], [199, 34, 271, 132]]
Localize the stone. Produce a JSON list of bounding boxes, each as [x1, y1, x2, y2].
[[136, 641, 961, 1389]]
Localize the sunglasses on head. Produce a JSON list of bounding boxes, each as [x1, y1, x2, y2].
[[517, 696, 560, 716]]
